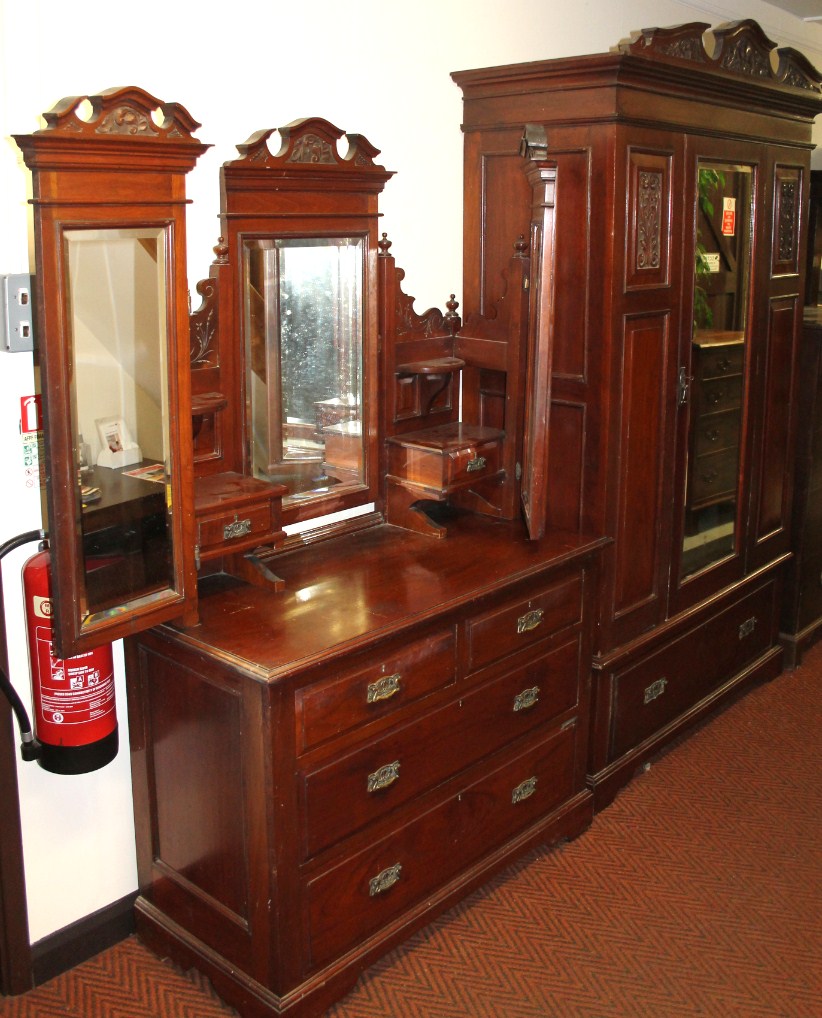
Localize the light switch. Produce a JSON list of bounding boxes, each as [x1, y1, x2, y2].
[[1, 273, 34, 352]]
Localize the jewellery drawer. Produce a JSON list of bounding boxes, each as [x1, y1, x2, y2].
[[466, 573, 583, 674], [609, 580, 776, 759], [300, 636, 581, 860], [295, 629, 457, 754], [303, 721, 578, 971], [386, 422, 504, 495], [194, 471, 285, 560]]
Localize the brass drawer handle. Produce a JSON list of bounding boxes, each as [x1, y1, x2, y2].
[[466, 456, 487, 473], [223, 516, 253, 540], [367, 673, 402, 704], [644, 677, 668, 704], [517, 608, 544, 634], [369, 863, 402, 897], [512, 776, 538, 804], [367, 760, 400, 793], [513, 685, 540, 712], [738, 616, 757, 639]]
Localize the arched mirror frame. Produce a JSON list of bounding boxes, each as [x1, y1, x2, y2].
[[218, 119, 394, 529], [14, 88, 209, 657]]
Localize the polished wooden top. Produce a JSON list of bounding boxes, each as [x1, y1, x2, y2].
[[166, 516, 605, 681]]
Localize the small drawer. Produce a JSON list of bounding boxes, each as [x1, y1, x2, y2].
[[698, 344, 744, 380], [466, 574, 582, 674], [689, 447, 739, 504], [386, 423, 504, 496], [197, 503, 273, 552], [296, 630, 457, 754], [695, 376, 743, 415], [693, 409, 741, 457], [304, 721, 578, 971], [610, 581, 776, 759], [300, 637, 581, 859]]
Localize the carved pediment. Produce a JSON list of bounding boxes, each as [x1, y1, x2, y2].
[[619, 19, 822, 94], [229, 117, 388, 174], [39, 86, 203, 140]]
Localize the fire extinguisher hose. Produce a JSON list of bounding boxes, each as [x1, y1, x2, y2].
[[0, 529, 45, 761]]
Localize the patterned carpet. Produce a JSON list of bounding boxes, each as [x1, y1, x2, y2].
[[2, 643, 820, 1017]]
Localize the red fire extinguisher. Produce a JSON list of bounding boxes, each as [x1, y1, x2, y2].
[[22, 541, 118, 774]]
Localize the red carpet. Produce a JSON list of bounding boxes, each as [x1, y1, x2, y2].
[[3, 643, 821, 1017]]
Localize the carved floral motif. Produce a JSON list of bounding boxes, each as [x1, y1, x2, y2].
[[777, 180, 798, 264], [637, 171, 662, 270]]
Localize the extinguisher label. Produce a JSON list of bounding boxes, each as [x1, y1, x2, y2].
[[33, 625, 116, 737], [32, 595, 52, 620]]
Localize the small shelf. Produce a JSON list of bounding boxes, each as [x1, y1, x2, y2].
[[395, 356, 465, 377]]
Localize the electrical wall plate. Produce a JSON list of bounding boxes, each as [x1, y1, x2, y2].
[[1, 273, 34, 352]]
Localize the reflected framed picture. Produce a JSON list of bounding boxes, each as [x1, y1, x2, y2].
[[95, 416, 141, 468]]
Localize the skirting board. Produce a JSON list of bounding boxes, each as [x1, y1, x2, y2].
[[31, 892, 137, 987]]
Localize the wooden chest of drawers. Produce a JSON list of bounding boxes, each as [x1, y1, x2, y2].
[[688, 336, 744, 510], [126, 517, 603, 1017]]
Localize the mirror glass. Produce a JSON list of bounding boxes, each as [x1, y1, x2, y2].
[[681, 162, 754, 580], [64, 227, 176, 619], [243, 237, 365, 503]]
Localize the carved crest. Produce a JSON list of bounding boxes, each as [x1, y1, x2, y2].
[[228, 117, 388, 175], [38, 86, 203, 141], [619, 19, 822, 94]]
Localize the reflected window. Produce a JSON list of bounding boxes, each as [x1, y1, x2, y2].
[[65, 227, 174, 616], [243, 237, 364, 502], [681, 163, 754, 579]]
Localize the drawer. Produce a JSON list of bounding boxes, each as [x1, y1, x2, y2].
[[386, 423, 504, 495], [697, 344, 744, 380], [300, 637, 582, 859], [694, 375, 743, 415], [692, 409, 741, 457], [689, 446, 739, 505], [304, 721, 578, 971], [197, 503, 273, 551], [610, 580, 776, 759], [295, 630, 457, 754], [466, 573, 582, 674]]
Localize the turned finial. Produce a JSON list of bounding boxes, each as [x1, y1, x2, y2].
[[378, 232, 392, 257]]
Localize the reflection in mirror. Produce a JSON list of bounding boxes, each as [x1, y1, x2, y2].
[[243, 237, 365, 502], [681, 162, 753, 579], [65, 227, 175, 617]]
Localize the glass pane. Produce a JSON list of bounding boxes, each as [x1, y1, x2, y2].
[[244, 237, 364, 502], [64, 227, 175, 617], [681, 163, 753, 580]]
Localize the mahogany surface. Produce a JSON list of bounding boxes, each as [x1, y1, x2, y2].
[[127, 516, 604, 1017], [453, 20, 822, 806]]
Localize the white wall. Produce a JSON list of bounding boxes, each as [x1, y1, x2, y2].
[[1, 0, 820, 944]]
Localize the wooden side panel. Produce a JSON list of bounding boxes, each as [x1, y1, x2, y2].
[[748, 161, 805, 570], [546, 402, 586, 533], [755, 297, 797, 539], [613, 313, 670, 618]]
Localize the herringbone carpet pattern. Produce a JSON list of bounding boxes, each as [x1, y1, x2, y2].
[[3, 644, 821, 1017]]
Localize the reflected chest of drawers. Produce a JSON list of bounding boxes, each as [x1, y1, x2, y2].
[[125, 516, 603, 1017]]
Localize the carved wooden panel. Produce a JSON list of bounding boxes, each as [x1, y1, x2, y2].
[[626, 150, 672, 290], [772, 166, 802, 276]]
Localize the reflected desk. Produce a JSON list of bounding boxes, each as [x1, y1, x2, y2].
[[81, 463, 170, 612]]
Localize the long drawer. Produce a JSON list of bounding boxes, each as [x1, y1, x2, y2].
[[303, 720, 579, 971], [609, 579, 776, 760], [300, 636, 581, 859]]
